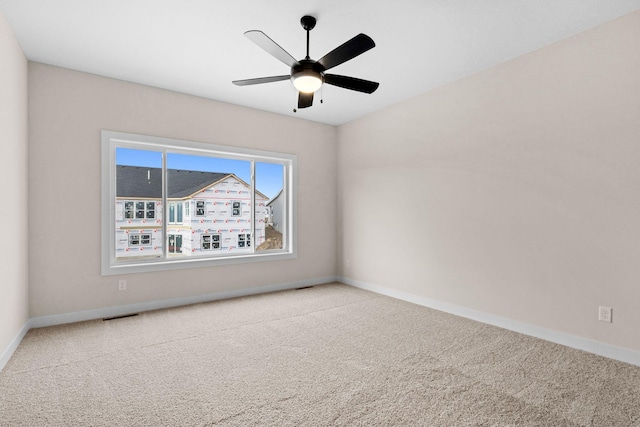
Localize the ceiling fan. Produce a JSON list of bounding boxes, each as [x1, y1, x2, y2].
[[232, 15, 379, 110]]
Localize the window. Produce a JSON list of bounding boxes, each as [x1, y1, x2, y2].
[[124, 201, 134, 219], [168, 234, 182, 254], [231, 201, 241, 217], [168, 202, 183, 224], [129, 233, 151, 246], [146, 202, 156, 219], [195, 200, 205, 217], [258, 162, 285, 250], [124, 200, 156, 220], [238, 233, 251, 248], [201, 234, 221, 250], [101, 131, 296, 275]]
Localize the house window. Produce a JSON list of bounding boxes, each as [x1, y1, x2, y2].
[[102, 131, 296, 275], [231, 201, 241, 217], [146, 202, 155, 219], [169, 202, 183, 224], [168, 234, 182, 254], [238, 233, 251, 248], [135, 201, 145, 219], [201, 234, 220, 250], [129, 233, 151, 246], [124, 201, 135, 219], [195, 200, 206, 217], [124, 200, 155, 220]]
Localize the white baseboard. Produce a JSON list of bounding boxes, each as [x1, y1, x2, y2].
[[0, 321, 30, 373], [30, 276, 338, 328], [1, 276, 337, 372], [340, 276, 640, 367]]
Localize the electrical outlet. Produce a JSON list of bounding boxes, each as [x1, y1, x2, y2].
[[599, 306, 612, 323], [118, 279, 127, 291]]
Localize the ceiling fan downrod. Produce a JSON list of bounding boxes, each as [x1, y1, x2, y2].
[[301, 15, 316, 60]]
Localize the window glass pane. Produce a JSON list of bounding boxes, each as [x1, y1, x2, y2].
[[177, 203, 183, 223], [115, 148, 163, 261], [166, 152, 251, 257], [169, 203, 175, 223], [168, 234, 175, 253], [256, 162, 284, 251]]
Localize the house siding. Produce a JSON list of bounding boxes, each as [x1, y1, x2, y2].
[[115, 175, 268, 260]]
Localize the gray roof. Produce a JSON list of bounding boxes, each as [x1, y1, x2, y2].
[[116, 166, 229, 199]]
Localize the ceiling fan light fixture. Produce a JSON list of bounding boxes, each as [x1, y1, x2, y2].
[[292, 72, 322, 93]]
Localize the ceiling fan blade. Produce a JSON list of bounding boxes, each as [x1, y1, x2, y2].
[[298, 91, 314, 109], [317, 34, 375, 71], [232, 75, 290, 86], [324, 74, 379, 94], [245, 30, 299, 68]]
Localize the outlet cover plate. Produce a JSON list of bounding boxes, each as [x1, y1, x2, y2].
[[599, 306, 612, 323]]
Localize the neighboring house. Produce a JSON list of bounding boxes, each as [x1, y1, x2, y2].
[[266, 189, 284, 234], [115, 166, 269, 260]]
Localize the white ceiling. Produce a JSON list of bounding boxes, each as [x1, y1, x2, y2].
[[2, 0, 640, 126]]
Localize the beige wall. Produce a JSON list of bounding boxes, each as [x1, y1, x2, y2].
[[337, 11, 640, 352], [28, 63, 337, 317], [0, 11, 29, 355]]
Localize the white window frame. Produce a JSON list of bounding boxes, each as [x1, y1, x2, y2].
[[101, 130, 297, 275]]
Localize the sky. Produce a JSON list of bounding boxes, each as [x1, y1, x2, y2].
[[116, 148, 284, 199]]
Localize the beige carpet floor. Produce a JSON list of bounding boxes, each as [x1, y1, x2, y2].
[[1, 283, 639, 426]]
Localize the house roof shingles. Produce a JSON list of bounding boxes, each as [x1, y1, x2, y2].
[[116, 166, 229, 199]]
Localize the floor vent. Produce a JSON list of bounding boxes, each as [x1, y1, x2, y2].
[[103, 313, 139, 321]]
